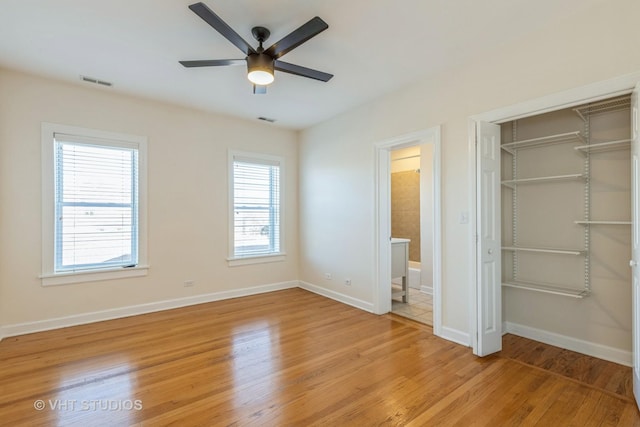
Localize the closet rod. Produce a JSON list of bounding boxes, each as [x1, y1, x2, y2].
[[502, 246, 585, 256], [502, 281, 589, 298]]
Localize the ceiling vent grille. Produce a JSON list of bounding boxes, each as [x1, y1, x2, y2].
[[80, 75, 113, 87]]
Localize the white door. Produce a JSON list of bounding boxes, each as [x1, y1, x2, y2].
[[475, 121, 502, 356], [631, 83, 640, 409]]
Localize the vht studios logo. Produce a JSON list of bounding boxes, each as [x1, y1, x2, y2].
[[34, 399, 143, 411]]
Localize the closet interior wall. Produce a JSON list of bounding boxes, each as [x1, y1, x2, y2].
[[500, 97, 632, 355]]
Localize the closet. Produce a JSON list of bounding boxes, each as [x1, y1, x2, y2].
[[500, 95, 632, 354]]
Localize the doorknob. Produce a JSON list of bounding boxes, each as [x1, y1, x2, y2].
[[631, 260, 637, 267], [488, 249, 494, 255]]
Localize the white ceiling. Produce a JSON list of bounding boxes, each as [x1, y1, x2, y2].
[[0, 0, 596, 129]]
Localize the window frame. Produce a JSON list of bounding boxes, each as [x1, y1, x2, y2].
[[227, 150, 285, 266], [41, 123, 148, 286]]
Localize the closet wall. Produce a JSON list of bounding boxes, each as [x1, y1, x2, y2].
[[500, 96, 632, 356]]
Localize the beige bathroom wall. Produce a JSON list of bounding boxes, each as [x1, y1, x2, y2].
[[391, 170, 421, 262]]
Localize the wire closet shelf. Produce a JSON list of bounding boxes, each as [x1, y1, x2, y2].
[[500, 94, 631, 298]]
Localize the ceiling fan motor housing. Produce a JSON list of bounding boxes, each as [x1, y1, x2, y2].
[[247, 53, 275, 85]]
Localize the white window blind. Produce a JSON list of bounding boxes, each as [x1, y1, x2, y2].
[[232, 156, 281, 258], [54, 134, 139, 272]]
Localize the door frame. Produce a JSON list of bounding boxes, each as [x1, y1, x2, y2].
[[470, 71, 640, 356], [374, 126, 442, 336]]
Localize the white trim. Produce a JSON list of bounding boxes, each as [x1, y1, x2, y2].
[[228, 150, 285, 263], [373, 126, 443, 338], [420, 285, 433, 295], [1, 281, 298, 338], [227, 253, 286, 266], [505, 321, 632, 367], [373, 146, 390, 315], [471, 71, 640, 123], [440, 326, 471, 347], [41, 122, 148, 285], [470, 72, 640, 356], [432, 127, 443, 337], [298, 281, 374, 313], [40, 265, 149, 286], [468, 119, 479, 353]]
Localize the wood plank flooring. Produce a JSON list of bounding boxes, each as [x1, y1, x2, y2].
[[0, 288, 638, 426]]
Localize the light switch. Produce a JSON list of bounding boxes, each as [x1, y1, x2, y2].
[[459, 211, 469, 224]]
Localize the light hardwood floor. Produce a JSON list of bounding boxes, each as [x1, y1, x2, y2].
[[1, 288, 638, 426]]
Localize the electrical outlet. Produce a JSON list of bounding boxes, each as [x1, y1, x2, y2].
[[324, 273, 332, 280], [184, 280, 195, 287], [344, 279, 352, 286]]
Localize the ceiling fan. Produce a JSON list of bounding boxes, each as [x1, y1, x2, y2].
[[179, 2, 333, 94]]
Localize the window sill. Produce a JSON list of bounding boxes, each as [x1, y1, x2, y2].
[[227, 253, 286, 267], [40, 265, 149, 287]]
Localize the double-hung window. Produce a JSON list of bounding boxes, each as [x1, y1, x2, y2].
[[41, 123, 147, 285], [228, 151, 284, 265]]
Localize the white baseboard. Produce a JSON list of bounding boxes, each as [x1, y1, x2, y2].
[[1, 281, 298, 339], [298, 281, 374, 313], [420, 285, 433, 295], [439, 326, 471, 347], [505, 321, 632, 367]]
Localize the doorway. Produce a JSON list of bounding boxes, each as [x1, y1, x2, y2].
[[472, 74, 640, 361], [374, 126, 442, 335], [389, 145, 434, 325]]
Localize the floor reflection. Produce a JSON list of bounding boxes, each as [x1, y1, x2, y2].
[[231, 321, 280, 411], [51, 354, 139, 425]]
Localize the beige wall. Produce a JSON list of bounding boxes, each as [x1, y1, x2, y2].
[[299, 0, 640, 341], [0, 68, 298, 326], [420, 144, 434, 288]]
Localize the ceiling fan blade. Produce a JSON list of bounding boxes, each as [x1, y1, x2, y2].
[[253, 85, 267, 94], [179, 59, 246, 67], [264, 17, 328, 59], [188, 2, 256, 55], [274, 61, 333, 82]]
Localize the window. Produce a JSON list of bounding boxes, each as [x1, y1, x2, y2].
[[228, 151, 284, 265], [41, 123, 147, 285]]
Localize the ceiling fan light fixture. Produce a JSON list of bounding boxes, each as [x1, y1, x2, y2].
[[247, 53, 274, 85]]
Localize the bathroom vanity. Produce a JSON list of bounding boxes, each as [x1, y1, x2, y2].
[[391, 238, 410, 303]]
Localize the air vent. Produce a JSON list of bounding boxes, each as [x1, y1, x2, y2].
[[258, 116, 276, 123], [80, 75, 113, 87]]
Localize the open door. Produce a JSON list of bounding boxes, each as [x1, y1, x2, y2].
[[475, 121, 502, 356], [631, 83, 640, 409]]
